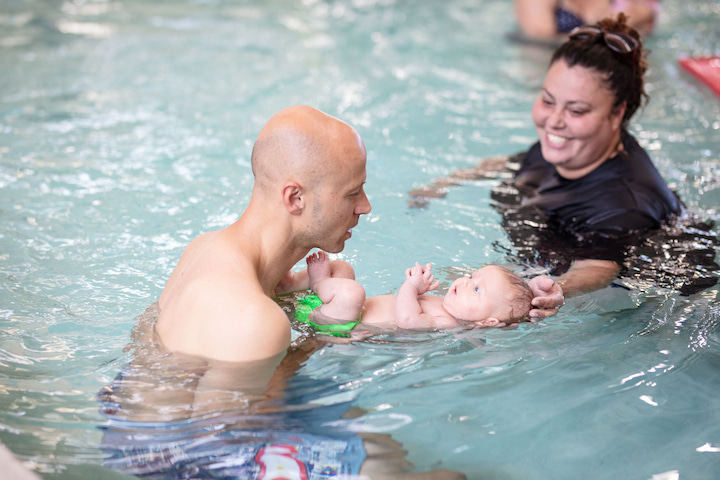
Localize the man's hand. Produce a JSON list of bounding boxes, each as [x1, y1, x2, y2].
[[527, 275, 564, 320], [404, 263, 440, 295]]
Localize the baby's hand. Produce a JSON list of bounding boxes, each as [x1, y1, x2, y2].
[[404, 262, 440, 295]]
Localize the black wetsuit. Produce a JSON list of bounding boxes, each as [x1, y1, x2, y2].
[[514, 131, 680, 237], [492, 131, 718, 295], [555, 6, 584, 34]]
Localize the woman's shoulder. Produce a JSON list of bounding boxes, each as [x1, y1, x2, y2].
[[617, 133, 679, 202], [598, 133, 665, 182], [620, 132, 652, 162]]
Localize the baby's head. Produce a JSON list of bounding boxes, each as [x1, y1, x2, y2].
[[442, 265, 533, 328]]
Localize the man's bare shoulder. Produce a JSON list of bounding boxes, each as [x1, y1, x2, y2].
[[198, 281, 292, 361], [175, 231, 220, 264], [157, 273, 291, 362]]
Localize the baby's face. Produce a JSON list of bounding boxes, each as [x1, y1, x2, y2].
[[442, 266, 519, 324]]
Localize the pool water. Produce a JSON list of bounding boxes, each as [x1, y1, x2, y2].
[[1, 0, 720, 478]]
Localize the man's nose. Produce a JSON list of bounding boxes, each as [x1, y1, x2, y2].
[[357, 192, 372, 215]]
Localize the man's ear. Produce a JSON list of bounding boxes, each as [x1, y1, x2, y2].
[[282, 182, 304, 215], [476, 318, 506, 328]]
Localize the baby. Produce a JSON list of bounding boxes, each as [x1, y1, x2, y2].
[[293, 251, 533, 338]]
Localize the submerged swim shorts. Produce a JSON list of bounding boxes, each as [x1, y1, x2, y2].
[[102, 422, 367, 479], [294, 294, 360, 338]]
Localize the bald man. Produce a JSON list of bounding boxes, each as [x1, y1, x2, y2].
[[105, 107, 469, 480], [155, 106, 372, 363]]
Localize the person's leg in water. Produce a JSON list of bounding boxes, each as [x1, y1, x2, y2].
[[358, 432, 467, 480], [307, 251, 365, 324]]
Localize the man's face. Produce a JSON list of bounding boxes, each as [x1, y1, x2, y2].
[[309, 135, 372, 253]]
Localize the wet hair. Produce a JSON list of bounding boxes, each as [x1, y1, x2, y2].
[[499, 268, 533, 324], [550, 13, 648, 127]]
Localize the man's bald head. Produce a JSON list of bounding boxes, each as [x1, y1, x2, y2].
[[250, 106, 365, 193]]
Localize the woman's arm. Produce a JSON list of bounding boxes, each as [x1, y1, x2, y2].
[[528, 260, 619, 320], [555, 259, 622, 298], [408, 155, 513, 207], [527, 275, 565, 319]]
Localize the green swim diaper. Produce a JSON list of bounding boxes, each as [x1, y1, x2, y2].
[[295, 294, 360, 338]]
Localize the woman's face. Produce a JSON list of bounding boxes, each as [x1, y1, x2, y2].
[[531, 59, 626, 179]]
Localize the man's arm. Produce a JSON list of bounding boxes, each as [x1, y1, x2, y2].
[[555, 259, 621, 298], [191, 351, 286, 417], [191, 336, 331, 417], [207, 293, 292, 362], [621, 1, 659, 36], [159, 279, 292, 363]]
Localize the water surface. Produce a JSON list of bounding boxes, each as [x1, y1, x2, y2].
[[1, 0, 720, 478]]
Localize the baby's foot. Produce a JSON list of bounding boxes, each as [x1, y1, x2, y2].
[[306, 251, 332, 289]]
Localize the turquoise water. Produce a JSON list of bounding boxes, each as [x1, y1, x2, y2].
[[1, 0, 720, 478]]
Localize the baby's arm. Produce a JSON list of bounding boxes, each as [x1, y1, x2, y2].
[[394, 263, 443, 329]]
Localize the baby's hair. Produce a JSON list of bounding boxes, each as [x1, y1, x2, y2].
[[499, 268, 533, 324]]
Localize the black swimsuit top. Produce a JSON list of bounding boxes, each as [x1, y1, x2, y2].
[[492, 132, 718, 295], [513, 131, 681, 237], [555, 6, 584, 33]]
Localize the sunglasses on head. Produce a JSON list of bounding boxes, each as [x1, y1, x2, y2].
[[568, 26, 639, 55]]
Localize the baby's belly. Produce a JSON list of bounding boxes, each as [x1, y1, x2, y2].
[[361, 295, 397, 328]]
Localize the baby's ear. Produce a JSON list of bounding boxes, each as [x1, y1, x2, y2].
[[476, 318, 507, 328]]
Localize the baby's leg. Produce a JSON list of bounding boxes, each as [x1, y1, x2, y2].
[[307, 251, 333, 287], [307, 252, 365, 324], [276, 255, 356, 294]]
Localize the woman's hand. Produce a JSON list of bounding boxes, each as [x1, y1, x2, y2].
[[527, 275, 564, 319]]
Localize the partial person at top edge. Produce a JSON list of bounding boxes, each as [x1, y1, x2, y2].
[[511, 0, 660, 45], [410, 15, 718, 301]]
